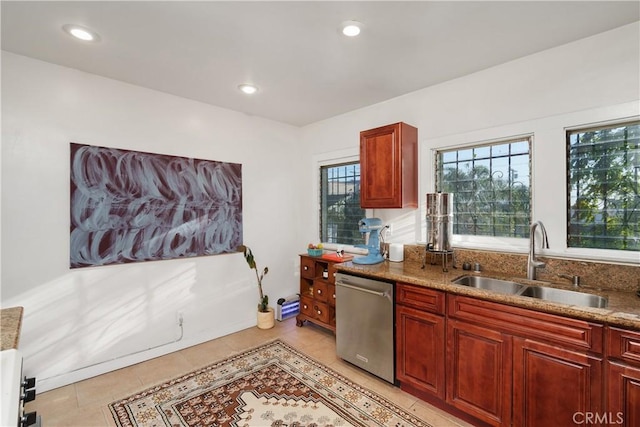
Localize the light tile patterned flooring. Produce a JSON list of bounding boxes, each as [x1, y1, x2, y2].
[[26, 318, 473, 426]]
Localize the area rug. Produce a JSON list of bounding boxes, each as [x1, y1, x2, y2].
[[109, 339, 432, 427]]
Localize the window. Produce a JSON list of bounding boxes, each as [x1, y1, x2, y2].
[[567, 121, 640, 251], [320, 162, 365, 245], [435, 137, 531, 238]]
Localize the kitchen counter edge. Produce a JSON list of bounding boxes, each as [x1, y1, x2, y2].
[[1, 306, 24, 351], [335, 261, 640, 330]]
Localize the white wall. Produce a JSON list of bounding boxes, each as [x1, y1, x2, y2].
[[1, 52, 302, 391], [299, 22, 640, 264]]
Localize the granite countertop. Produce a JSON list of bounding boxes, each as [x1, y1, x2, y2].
[[335, 261, 640, 330], [1, 306, 24, 351]]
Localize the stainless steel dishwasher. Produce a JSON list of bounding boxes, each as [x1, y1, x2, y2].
[[335, 272, 395, 383]]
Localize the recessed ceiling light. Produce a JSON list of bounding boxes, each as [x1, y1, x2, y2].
[[62, 24, 100, 42], [238, 84, 258, 95], [341, 21, 362, 37]]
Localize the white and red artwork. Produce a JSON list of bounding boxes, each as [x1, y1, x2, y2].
[[70, 143, 242, 268]]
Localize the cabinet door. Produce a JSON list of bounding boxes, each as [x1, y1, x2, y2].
[[608, 361, 640, 427], [447, 319, 512, 427], [513, 337, 603, 427], [396, 305, 445, 400], [360, 122, 417, 208]]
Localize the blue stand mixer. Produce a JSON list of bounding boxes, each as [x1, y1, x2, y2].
[[352, 218, 385, 265]]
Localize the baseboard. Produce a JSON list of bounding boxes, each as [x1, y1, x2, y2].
[[36, 318, 255, 393]]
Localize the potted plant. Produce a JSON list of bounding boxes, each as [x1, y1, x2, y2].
[[238, 245, 274, 329]]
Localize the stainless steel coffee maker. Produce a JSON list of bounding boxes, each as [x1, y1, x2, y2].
[[424, 192, 454, 271]]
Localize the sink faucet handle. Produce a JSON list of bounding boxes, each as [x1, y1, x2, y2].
[[558, 273, 581, 287]]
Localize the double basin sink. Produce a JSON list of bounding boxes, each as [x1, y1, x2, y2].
[[452, 275, 608, 308]]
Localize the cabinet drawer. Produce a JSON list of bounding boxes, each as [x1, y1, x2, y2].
[[312, 301, 333, 324], [328, 284, 336, 307], [448, 295, 603, 353], [608, 327, 640, 366], [313, 280, 329, 302], [397, 282, 445, 315], [300, 257, 315, 279], [300, 296, 315, 317], [327, 263, 338, 284]]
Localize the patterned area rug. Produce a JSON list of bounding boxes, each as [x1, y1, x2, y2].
[[109, 339, 432, 427]]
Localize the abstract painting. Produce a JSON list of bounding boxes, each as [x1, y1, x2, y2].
[[70, 143, 242, 268]]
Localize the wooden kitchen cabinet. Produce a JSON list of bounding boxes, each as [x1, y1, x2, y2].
[[447, 318, 512, 427], [396, 283, 446, 401], [296, 255, 339, 332], [512, 337, 603, 427], [445, 294, 604, 427], [607, 327, 640, 426], [393, 282, 640, 427], [360, 122, 417, 208]]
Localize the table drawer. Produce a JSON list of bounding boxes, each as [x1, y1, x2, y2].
[[327, 263, 338, 284], [300, 257, 316, 279], [328, 284, 336, 307], [312, 301, 333, 324], [313, 280, 329, 302], [300, 296, 315, 318]]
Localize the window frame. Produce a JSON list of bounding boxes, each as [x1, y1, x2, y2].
[[435, 136, 532, 239], [319, 161, 365, 246], [429, 133, 534, 253], [312, 148, 369, 254], [565, 119, 640, 253]]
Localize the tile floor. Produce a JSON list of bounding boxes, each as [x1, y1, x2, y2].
[[26, 318, 473, 427]]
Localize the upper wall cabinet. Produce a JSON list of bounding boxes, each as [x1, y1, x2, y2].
[[360, 122, 418, 209]]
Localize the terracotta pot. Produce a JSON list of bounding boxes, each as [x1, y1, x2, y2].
[[257, 307, 275, 329]]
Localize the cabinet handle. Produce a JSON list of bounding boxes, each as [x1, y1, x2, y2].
[[317, 289, 322, 295], [21, 389, 36, 403], [317, 310, 322, 315], [332, 294, 336, 299], [304, 266, 308, 271], [303, 304, 308, 309], [21, 412, 37, 427]]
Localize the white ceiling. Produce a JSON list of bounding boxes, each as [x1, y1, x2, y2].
[[2, 1, 639, 127]]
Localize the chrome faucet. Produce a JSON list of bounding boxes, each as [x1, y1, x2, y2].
[[527, 221, 549, 280]]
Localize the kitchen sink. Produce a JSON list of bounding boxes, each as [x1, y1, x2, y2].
[[451, 275, 608, 308], [518, 286, 608, 308], [452, 275, 527, 295]]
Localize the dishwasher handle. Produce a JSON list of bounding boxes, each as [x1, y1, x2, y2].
[[336, 281, 389, 298]]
